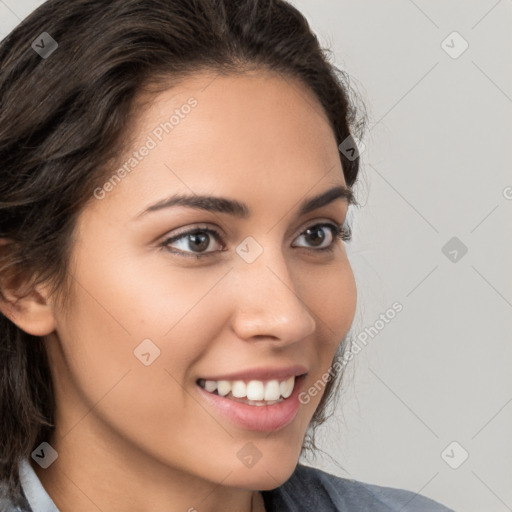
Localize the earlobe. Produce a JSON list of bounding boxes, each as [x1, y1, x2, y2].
[[0, 238, 57, 336], [0, 280, 56, 337]]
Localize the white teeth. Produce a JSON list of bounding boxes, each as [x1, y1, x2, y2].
[[246, 380, 265, 401], [263, 380, 281, 401], [232, 380, 247, 398], [280, 376, 294, 398], [217, 380, 231, 396], [204, 380, 217, 393], [199, 376, 297, 401]]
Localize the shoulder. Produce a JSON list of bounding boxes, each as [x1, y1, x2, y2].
[[261, 463, 455, 512]]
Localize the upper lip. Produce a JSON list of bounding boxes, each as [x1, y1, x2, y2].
[[198, 364, 309, 382]]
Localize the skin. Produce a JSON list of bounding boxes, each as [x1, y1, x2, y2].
[[2, 70, 357, 512]]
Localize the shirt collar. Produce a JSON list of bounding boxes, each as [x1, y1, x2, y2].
[[18, 458, 60, 512]]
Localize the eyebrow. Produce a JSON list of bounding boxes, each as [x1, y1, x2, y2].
[[135, 185, 355, 220]]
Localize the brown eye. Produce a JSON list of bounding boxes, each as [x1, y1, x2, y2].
[[292, 223, 349, 251], [162, 227, 224, 257], [303, 226, 329, 247]]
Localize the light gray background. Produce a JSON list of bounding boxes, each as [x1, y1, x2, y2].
[[1, 1, 511, 511]]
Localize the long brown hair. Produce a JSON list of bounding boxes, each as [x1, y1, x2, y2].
[[0, 0, 367, 502]]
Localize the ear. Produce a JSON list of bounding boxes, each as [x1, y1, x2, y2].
[[0, 241, 56, 336]]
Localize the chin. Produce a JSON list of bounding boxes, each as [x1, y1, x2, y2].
[[224, 451, 300, 491]]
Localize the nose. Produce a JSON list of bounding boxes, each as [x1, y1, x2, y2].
[[229, 246, 317, 345]]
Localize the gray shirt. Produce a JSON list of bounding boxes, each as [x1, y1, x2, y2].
[[1, 458, 455, 511]]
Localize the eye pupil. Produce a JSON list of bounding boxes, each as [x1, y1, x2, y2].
[[305, 226, 326, 247], [189, 232, 209, 252]]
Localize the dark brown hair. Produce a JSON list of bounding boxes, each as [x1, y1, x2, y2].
[[0, 0, 367, 503]]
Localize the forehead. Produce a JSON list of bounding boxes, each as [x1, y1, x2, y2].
[[131, 69, 338, 167], [88, 70, 346, 218]]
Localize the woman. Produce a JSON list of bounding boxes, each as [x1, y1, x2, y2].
[[0, 0, 454, 510]]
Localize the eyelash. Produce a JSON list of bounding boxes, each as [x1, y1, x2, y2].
[[160, 222, 352, 259]]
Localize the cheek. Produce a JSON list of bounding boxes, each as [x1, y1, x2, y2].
[[65, 241, 231, 346], [304, 257, 357, 345], [52, 248, 229, 432], [299, 258, 356, 405], [51, 275, 231, 469]]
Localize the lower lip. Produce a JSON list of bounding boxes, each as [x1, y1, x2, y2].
[[196, 375, 307, 432]]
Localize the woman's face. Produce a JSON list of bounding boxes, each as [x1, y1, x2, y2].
[[43, 70, 357, 493]]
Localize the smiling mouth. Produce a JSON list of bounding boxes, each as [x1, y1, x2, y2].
[[196, 374, 307, 406]]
